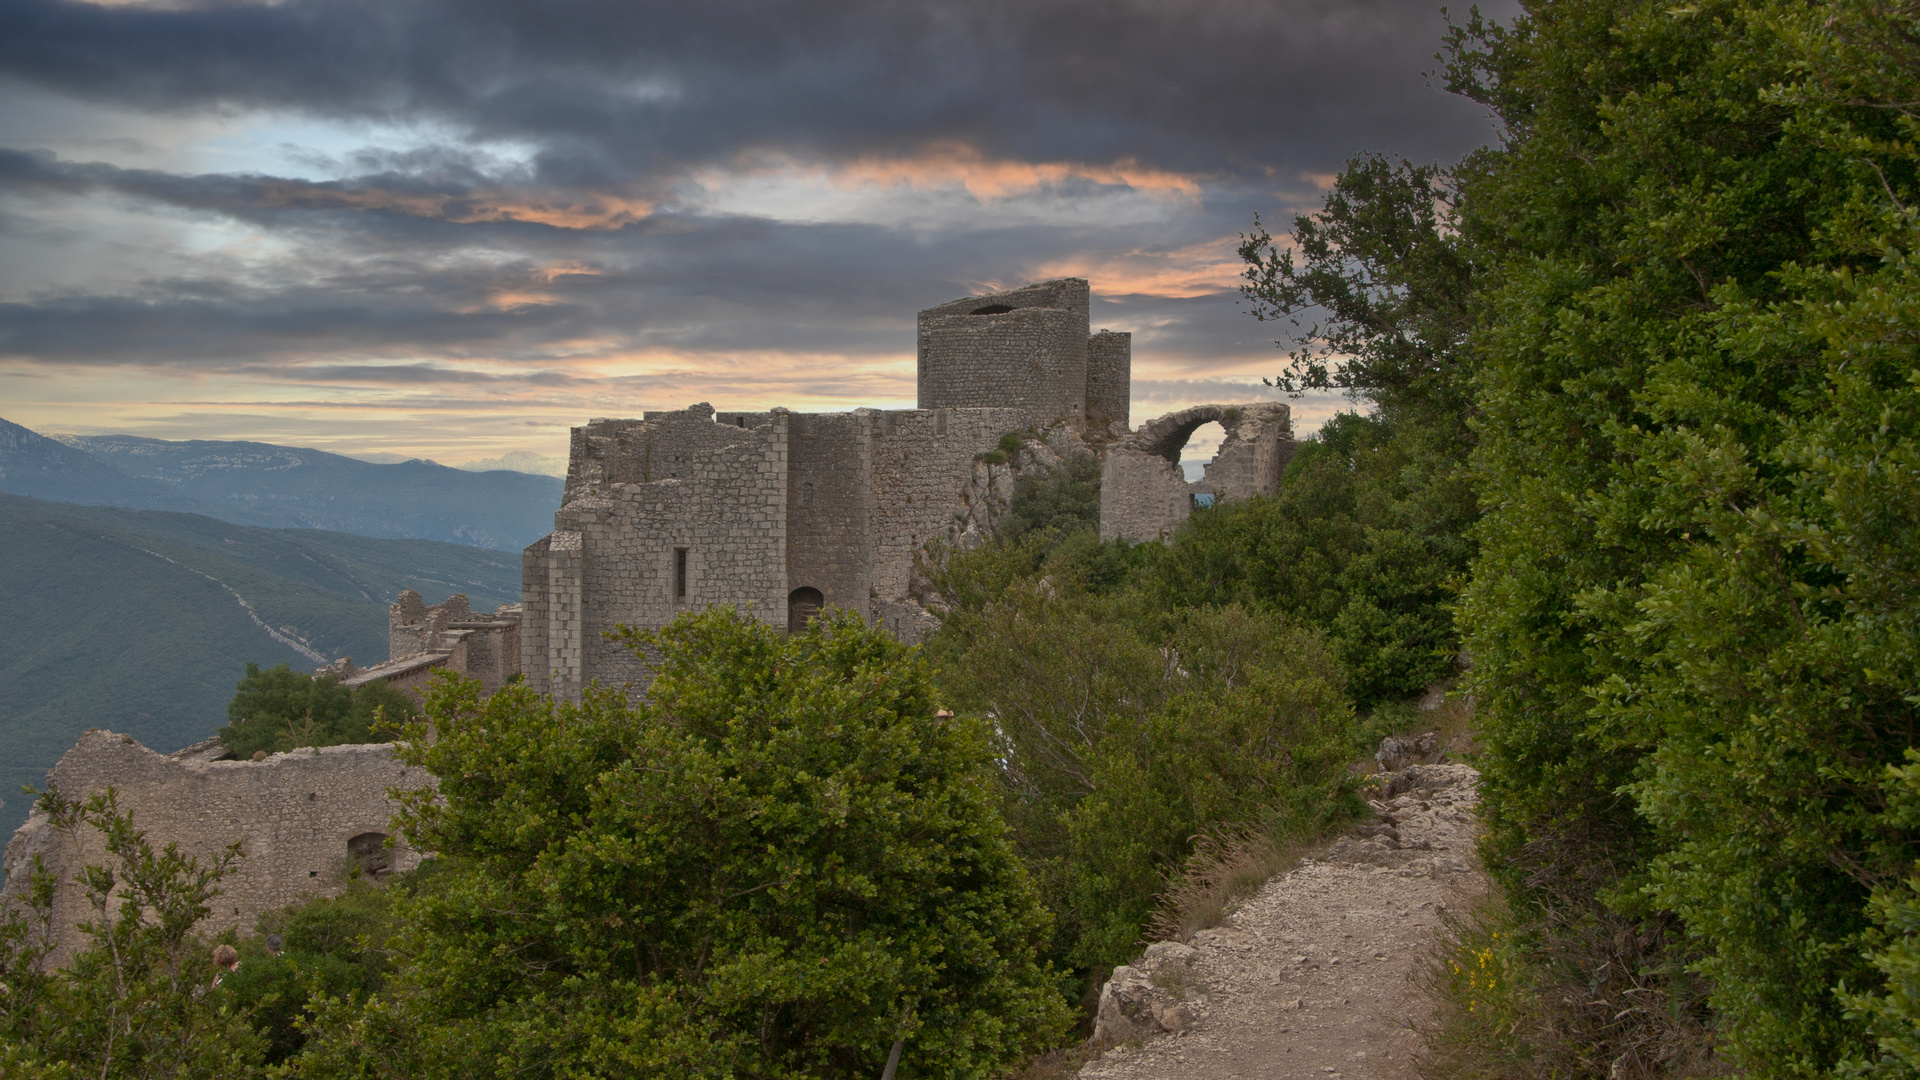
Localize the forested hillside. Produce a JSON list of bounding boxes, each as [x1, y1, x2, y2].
[[0, 494, 520, 839]]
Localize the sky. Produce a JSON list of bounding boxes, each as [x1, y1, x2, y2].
[[0, 0, 1511, 469]]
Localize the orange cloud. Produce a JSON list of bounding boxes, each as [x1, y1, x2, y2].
[[1034, 238, 1247, 299], [251, 180, 655, 229], [720, 142, 1204, 201]]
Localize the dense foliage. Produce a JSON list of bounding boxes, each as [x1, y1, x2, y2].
[[0, 789, 264, 1078], [217, 662, 419, 758], [926, 525, 1365, 986], [1144, 413, 1475, 708], [1338, 0, 1920, 1073], [290, 608, 1070, 1079]]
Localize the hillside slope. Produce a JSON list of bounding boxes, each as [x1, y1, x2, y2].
[[56, 433, 563, 550], [0, 494, 522, 840]]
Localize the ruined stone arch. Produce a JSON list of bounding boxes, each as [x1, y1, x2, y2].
[[1099, 402, 1295, 543]]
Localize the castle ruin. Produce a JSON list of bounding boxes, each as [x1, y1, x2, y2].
[[5, 276, 1295, 957], [519, 277, 1210, 699], [314, 591, 523, 697]]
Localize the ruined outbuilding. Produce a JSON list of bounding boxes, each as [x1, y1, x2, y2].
[[2, 731, 429, 965], [313, 591, 522, 697]]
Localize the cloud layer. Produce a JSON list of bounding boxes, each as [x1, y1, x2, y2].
[[0, 0, 1509, 460]]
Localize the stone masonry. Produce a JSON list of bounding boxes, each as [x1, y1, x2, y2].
[[520, 278, 1128, 699], [1100, 403, 1295, 543], [313, 590, 523, 698], [2, 731, 430, 965]]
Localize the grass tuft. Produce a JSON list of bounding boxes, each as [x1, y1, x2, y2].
[[1150, 826, 1312, 943]]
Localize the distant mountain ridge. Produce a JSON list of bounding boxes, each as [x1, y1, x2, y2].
[[0, 417, 183, 510], [0, 418, 562, 551]]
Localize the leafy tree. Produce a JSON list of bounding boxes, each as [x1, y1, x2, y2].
[[219, 879, 406, 1065], [1238, 152, 1478, 429], [294, 608, 1070, 1079], [1145, 412, 1476, 707], [218, 662, 417, 758], [0, 788, 264, 1078]]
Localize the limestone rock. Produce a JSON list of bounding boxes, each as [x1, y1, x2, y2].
[[1374, 731, 1443, 772], [1093, 941, 1204, 1046]]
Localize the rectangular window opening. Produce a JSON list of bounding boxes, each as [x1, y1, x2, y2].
[[673, 548, 689, 602], [1191, 493, 1216, 510]]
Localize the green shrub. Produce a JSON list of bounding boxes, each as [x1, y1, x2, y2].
[[1439, 0, 1920, 1070], [218, 879, 405, 1065], [0, 788, 265, 1078], [295, 608, 1070, 1079], [218, 662, 417, 758], [927, 547, 1358, 983], [1002, 456, 1101, 541]]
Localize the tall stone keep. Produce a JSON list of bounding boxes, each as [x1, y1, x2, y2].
[[917, 278, 1129, 429]]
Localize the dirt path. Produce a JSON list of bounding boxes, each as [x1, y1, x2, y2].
[[1080, 763, 1484, 1080]]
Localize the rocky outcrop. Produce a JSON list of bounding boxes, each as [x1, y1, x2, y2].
[[1094, 941, 1205, 1046]]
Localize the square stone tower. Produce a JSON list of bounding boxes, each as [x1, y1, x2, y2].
[[916, 278, 1129, 430]]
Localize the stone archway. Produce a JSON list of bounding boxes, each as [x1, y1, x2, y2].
[[1099, 402, 1296, 543]]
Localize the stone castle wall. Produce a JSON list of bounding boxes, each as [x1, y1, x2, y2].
[[2, 731, 430, 965], [862, 406, 1028, 604], [523, 405, 788, 699], [786, 411, 875, 627], [917, 306, 1089, 426], [1086, 330, 1132, 429]]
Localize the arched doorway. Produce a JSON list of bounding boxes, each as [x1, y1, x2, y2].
[[788, 587, 824, 634], [347, 831, 391, 879]]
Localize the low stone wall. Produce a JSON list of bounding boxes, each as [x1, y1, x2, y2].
[[2, 730, 430, 966]]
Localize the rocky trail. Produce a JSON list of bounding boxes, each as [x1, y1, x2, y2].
[[1079, 763, 1485, 1080]]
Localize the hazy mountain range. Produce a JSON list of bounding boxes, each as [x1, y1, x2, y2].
[[0, 417, 562, 551]]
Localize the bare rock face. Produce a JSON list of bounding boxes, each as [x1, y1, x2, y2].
[[1093, 941, 1203, 1046]]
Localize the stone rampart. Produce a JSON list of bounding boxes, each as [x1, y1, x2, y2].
[[2, 731, 430, 966]]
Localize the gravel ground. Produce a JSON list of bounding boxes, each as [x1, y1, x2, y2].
[[1080, 764, 1486, 1080]]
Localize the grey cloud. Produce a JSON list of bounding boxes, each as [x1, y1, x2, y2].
[[0, 0, 1510, 180]]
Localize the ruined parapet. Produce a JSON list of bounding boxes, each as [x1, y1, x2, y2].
[[2, 730, 431, 966], [1086, 330, 1132, 431], [561, 403, 772, 504], [1099, 403, 1293, 543]]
